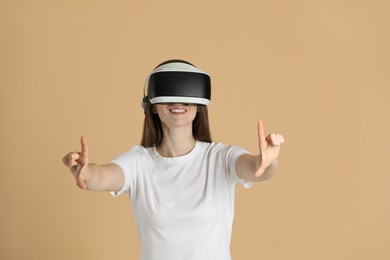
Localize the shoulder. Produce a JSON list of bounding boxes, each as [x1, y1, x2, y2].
[[197, 141, 230, 149], [112, 145, 154, 163], [130, 145, 152, 155], [197, 141, 249, 157]]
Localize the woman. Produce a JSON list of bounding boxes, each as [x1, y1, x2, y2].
[[63, 59, 284, 260]]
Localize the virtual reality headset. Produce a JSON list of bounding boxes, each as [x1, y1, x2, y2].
[[142, 61, 211, 108]]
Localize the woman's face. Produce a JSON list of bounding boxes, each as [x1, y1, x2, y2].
[[155, 103, 198, 129]]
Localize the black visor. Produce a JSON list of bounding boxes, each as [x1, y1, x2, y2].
[[148, 71, 211, 105]]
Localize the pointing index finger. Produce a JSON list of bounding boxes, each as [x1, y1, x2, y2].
[[258, 120, 266, 149], [80, 136, 89, 162]]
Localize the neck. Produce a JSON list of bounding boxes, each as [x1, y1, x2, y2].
[[156, 126, 196, 157]]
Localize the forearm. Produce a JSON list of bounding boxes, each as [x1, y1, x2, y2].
[[82, 163, 105, 191], [236, 154, 278, 182], [82, 163, 124, 192], [258, 159, 278, 181]]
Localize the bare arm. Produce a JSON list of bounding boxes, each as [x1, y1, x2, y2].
[[62, 136, 124, 192], [236, 121, 284, 182]]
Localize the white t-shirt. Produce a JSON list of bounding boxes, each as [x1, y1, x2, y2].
[[111, 141, 252, 260]]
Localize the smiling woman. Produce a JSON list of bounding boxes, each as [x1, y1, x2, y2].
[[62, 59, 284, 260], [141, 60, 213, 148]]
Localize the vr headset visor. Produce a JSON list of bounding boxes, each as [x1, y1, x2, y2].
[[144, 62, 211, 106]]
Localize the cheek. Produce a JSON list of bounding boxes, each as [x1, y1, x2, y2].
[[155, 105, 168, 117], [189, 107, 198, 118]]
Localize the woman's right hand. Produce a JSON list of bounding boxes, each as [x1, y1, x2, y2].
[[62, 136, 90, 189]]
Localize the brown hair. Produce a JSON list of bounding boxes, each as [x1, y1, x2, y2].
[[140, 60, 212, 147]]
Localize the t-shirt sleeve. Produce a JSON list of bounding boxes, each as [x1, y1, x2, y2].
[[225, 145, 253, 189], [109, 146, 144, 197]]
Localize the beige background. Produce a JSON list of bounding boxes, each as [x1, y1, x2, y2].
[[1, 0, 389, 259]]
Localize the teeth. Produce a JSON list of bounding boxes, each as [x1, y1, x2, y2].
[[170, 108, 186, 113]]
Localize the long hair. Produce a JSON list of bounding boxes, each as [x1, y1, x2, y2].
[[140, 59, 212, 147]]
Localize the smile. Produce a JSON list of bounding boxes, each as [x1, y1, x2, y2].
[[169, 108, 187, 113]]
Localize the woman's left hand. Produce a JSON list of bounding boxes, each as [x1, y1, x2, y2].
[[255, 121, 285, 177]]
